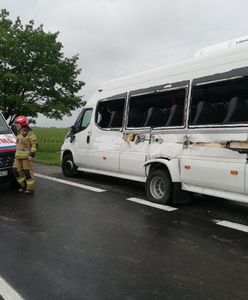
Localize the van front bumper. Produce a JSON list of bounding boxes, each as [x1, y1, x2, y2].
[[0, 167, 14, 184]]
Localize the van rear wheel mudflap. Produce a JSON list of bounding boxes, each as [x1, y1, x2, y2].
[[172, 182, 191, 204], [145, 168, 191, 205]]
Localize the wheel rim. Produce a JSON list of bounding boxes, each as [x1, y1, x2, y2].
[[150, 176, 166, 199], [64, 159, 73, 173]]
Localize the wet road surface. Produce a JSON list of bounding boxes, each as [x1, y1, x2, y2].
[[0, 163, 247, 300]]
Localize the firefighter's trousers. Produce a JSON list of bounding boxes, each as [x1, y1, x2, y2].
[[13, 158, 35, 191]]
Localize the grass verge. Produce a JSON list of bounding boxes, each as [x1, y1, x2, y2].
[[35, 152, 61, 166]]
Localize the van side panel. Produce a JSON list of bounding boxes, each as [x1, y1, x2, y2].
[[120, 133, 149, 177], [88, 127, 124, 172], [181, 148, 246, 193]]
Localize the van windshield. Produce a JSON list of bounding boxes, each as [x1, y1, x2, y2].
[[0, 114, 11, 134]]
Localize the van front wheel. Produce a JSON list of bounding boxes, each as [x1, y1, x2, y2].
[[145, 169, 172, 204], [62, 153, 77, 177]]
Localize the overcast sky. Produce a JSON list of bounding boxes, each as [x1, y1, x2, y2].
[[1, 0, 248, 127]]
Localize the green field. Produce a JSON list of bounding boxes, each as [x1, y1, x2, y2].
[[33, 127, 69, 166]]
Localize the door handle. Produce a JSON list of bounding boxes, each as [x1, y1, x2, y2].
[[86, 135, 90, 144]]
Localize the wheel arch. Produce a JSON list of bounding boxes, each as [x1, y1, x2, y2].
[[143, 158, 180, 182], [62, 149, 74, 160]]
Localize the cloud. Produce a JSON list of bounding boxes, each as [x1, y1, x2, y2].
[[1, 0, 248, 126]]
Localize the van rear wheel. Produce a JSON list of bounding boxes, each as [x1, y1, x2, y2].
[[62, 153, 77, 177], [146, 168, 172, 204]]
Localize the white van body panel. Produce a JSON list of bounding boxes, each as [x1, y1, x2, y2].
[[181, 147, 246, 193], [120, 133, 150, 177], [88, 128, 124, 172], [245, 165, 248, 194], [73, 128, 91, 168], [182, 183, 248, 204], [77, 166, 146, 183]]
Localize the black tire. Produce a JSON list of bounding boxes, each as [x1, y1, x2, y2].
[[145, 168, 172, 204], [62, 153, 78, 177]]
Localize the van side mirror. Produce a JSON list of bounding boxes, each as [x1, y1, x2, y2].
[[70, 125, 76, 143], [71, 125, 76, 134], [70, 135, 75, 143]]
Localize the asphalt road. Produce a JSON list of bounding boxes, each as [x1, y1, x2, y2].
[[0, 163, 247, 300]]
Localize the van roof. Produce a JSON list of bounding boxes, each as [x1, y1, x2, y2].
[[87, 35, 248, 105]]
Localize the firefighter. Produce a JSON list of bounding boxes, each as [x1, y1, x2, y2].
[[13, 116, 37, 194]]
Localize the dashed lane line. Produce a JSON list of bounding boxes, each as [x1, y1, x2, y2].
[[35, 173, 106, 193], [126, 197, 178, 212], [35, 173, 177, 212], [0, 276, 25, 300], [214, 219, 248, 233]]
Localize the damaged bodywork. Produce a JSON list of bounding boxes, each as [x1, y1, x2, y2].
[[61, 35, 248, 205]]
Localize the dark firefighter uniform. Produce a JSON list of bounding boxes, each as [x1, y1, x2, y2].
[[13, 127, 37, 193]]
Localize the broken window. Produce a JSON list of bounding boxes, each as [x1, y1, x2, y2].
[[189, 76, 248, 126], [95, 98, 125, 130], [127, 88, 186, 128]]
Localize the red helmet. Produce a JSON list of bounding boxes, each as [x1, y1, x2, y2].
[[15, 116, 29, 127]]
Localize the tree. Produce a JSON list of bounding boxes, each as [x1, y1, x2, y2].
[[0, 9, 85, 124]]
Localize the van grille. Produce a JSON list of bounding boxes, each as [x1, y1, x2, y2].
[[0, 152, 15, 169]]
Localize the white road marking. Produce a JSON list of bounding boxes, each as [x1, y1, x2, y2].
[[35, 173, 106, 193], [0, 276, 25, 300], [214, 220, 248, 233], [126, 198, 177, 211]]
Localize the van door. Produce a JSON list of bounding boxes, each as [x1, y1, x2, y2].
[[120, 132, 150, 177], [87, 128, 124, 173], [87, 95, 126, 173], [72, 108, 93, 168]]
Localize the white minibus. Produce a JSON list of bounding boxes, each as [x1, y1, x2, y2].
[[61, 36, 248, 205]]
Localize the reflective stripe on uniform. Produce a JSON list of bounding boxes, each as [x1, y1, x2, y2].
[[26, 178, 35, 190], [16, 150, 30, 154], [15, 153, 29, 159], [16, 176, 26, 187]]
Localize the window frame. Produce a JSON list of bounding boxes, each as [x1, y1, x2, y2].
[[188, 67, 248, 129], [95, 93, 127, 131], [125, 81, 189, 131], [74, 108, 93, 134]]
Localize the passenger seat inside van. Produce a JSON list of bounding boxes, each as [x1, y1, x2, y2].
[[192, 101, 214, 125], [165, 105, 184, 126], [108, 111, 123, 128], [144, 107, 164, 127], [161, 108, 171, 126], [223, 97, 246, 124], [212, 102, 228, 123], [128, 109, 147, 127], [97, 112, 111, 128]]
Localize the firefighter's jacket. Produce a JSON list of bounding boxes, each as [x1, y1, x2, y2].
[[15, 127, 37, 159]]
